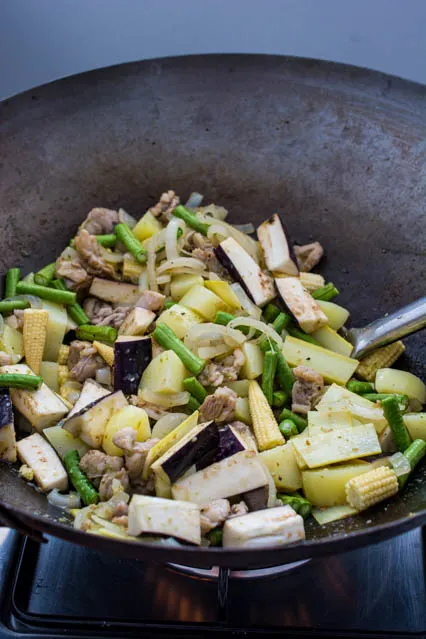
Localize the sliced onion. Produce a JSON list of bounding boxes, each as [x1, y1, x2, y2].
[[147, 249, 157, 291], [138, 268, 149, 292], [230, 283, 262, 320], [60, 381, 82, 405], [102, 249, 124, 264], [198, 214, 259, 261], [73, 505, 93, 530], [234, 223, 255, 234], [198, 344, 233, 359], [152, 412, 187, 439], [156, 274, 171, 285], [207, 223, 230, 245], [96, 367, 112, 386], [208, 271, 223, 280], [118, 208, 137, 229], [223, 326, 247, 346], [140, 388, 190, 408], [5, 294, 43, 309], [47, 489, 81, 509], [228, 317, 284, 348], [185, 192, 204, 209], [157, 257, 205, 274], [184, 323, 227, 351], [165, 217, 186, 260], [198, 204, 228, 220]]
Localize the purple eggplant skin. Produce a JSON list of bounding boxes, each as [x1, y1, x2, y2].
[[0, 390, 12, 430], [114, 337, 152, 395], [195, 423, 246, 471], [163, 421, 220, 482], [214, 244, 255, 302], [243, 485, 269, 511]]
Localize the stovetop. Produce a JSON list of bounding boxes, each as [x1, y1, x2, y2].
[[1, 526, 425, 638]]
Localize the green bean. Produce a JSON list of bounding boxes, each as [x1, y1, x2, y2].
[[115, 223, 147, 263], [272, 390, 287, 408], [214, 311, 250, 335], [153, 323, 205, 376], [183, 377, 208, 403], [311, 282, 339, 301], [363, 393, 409, 410], [272, 312, 292, 333], [76, 324, 117, 343], [0, 300, 29, 314], [398, 440, 426, 488], [50, 279, 89, 325], [207, 527, 223, 546], [172, 205, 210, 236], [347, 380, 375, 394], [276, 351, 295, 395], [381, 395, 411, 452], [261, 350, 278, 405], [164, 300, 177, 310], [279, 419, 298, 438], [70, 234, 117, 249], [263, 303, 281, 323], [4, 268, 20, 298], [63, 450, 99, 506], [288, 326, 321, 346], [279, 408, 308, 433], [22, 272, 35, 284], [34, 263, 56, 287], [0, 374, 42, 390], [278, 494, 312, 519], [186, 395, 201, 413], [16, 281, 76, 305]]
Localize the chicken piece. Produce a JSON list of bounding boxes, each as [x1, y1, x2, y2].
[[192, 247, 229, 279], [79, 449, 125, 488], [291, 365, 324, 414], [83, 298, 130, 329], [112, 428, 160, 489], [198, 349, 245, 388], [294, 242, 324, 273], [200, 498, 231, 535], [129, 394, 168, 420], [136, 291, 165, 312], [74, 230, 118, 280], [99, 468, 130, 501], [0, 352, 12, 366], [83, 297, 113, 321], [68, 340, 106, 383], [55, 250, 92, 291], [112, 515, 129, 527], [229, 501, 249, 518], [199, 387, 238, 423], [79, 207, 119, 235], [148, 190, 180, 224]]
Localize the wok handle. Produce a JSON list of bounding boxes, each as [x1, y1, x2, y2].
[[0, 503, 47, 544], [349, 296, 426, 359]]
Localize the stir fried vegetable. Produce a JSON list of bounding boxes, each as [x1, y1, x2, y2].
[[1, 191, 423, 548]]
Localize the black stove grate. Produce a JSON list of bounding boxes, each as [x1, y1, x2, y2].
[[1, 527, 426, 638]]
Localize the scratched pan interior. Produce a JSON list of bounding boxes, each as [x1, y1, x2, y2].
[[0, 55, 425, 569]]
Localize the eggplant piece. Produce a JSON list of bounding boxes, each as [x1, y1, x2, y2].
[[89, 277, 140, 304], [243, 485, 270, 511], [16, 433, 68, 492], [152, 421, 219, 483], [215, 237, 276, 307], [68, 379, 110, 418], [195, 424, 247, 471], [0, 390, 16, 462], [118, 308, 156, 336], [114, 336, 152, 395], [62, 390, 128, 448], [172, 450, 269, 505], [275, 277, 328, 333], [128, 495, 201, 545], [257, 214, 299, 275], [222, 505, 305, 548]]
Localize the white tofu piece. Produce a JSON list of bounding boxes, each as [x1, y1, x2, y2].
[[16, 433, 68, 492], [118, 308, 156, 336], [67, 379, 110, 418], [0, 390, 16, 462], [89, 278, 141, 304], [128, 495, 201, 545], [0, 364, 69, 431], [216, 237, 276, 307], [275, 277, 328, 333], [257, 213, 299, 275], [222, 505, 305, 548]]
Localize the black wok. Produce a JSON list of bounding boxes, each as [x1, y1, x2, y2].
[[0, 55, 425, 569]]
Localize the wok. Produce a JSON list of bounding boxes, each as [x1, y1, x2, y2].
[[0, 55, 425, 569]]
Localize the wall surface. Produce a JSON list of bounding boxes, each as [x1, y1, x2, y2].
[[1, 0, 425, 100]]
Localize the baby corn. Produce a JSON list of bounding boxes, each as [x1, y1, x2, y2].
[[57, 344, 70, 365], [345, 465, 398, 511], [248, 380, 284, 451], [356, 341, 405, 381], [23, 309, 49, 374], [93, 341, 114, 367]]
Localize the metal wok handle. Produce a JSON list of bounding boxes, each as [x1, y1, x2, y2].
[[0, 503, 47, 544], [348, 296, 426, 359]]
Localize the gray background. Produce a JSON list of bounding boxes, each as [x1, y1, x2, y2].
[[1, 0, 425, 100]]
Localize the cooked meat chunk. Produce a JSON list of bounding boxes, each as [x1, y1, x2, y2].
[[55, 249, 92, 291], [80, 207, 119, 235], [199, 387, 238, 423], [229, 501, 249, 518], [0, 351, 12, 366], [136, 290, 165, 312], [200, 499, 231, 535], [79, 450, 125, 488], [99, 468, 130, 501], [294, 241, 324, 272], [184, 231, 213, 251], [74, 230, 118, 280], [129, 394, 168, 420], [83, 297, 130, 329], [198, 349, 245, 388], [192, 247, 229, 278], [112, 515, 129, 527], [149, 190, 180, 224], [112, 428, 160, 484], [291, 365, 324, 414], [68, 340, 105, 383], [112, 427, 138, 454]]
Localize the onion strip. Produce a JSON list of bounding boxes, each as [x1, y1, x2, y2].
[[47, 489, 81, 509], [227, 317, 284, 348], [140, 389, 190, 408], [230, 284, 262, 319], [165, 217, 186, 261], [157, 257, 205, 274]]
